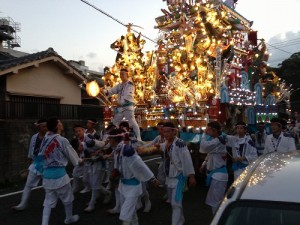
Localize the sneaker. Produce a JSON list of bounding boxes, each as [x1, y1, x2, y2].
[[107, 208, 120, 214], [12, 204, 26, 211], [80, 187, 91, 194], [64, 215, 80, 224], [103, 191, 112, 204]]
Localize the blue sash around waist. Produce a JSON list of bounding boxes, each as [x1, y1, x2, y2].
[[175, 173, 188, 203], [232, 162, 248, 171], [121, 178, 140, 185], [206, 166, 227, 186], [116, 102, 134, 113], [122, 102, 134, 107], [43, 167, 67, 179], [33, 155, 45, 174]]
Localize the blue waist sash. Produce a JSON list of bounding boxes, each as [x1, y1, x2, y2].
[[122, 102, 134, 107], [43, 167, 67, 179], [121, 178, 140, 185], [116, 102, 134, 113], [175, 173, 188, 203], [33, 155, 45, 174], [206, 166, 227, 186], [232, 162, 248, 171]]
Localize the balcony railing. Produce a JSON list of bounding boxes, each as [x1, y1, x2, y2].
[[0, 101, 103, 120]]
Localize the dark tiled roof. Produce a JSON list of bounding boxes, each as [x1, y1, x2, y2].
[[0, 48, 83, 77], [0, 51, 16, 61]]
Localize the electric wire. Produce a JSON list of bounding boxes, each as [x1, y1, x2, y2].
[[80, 0, 157, 44]]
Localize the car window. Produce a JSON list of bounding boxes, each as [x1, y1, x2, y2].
[[217, 200, 300, 225]]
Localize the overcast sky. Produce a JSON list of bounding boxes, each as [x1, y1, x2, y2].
[[1, 0, 300, 70]]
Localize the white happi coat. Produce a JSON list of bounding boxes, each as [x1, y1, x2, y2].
[[28, 133, 44, 174], [106, 81, 135, 111], [264, 132, 296, 154], [230, 135, 258, 164], [161, 137, 195, 189], [39, 133, 80, 190], [115, 143, 153, 197], [228, 135, 258, 179], [83, 135, 107, 189], [200, 135, 228, 182]]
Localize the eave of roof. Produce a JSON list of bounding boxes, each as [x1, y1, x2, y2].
[[0, 47, 87, 82]]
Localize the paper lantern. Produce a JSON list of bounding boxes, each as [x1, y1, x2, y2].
[[86, 80, 100, 97]]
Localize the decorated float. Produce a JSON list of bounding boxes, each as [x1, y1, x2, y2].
[[84, 0, 292, 136]]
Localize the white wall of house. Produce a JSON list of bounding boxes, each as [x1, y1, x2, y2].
[[6, 61, 82, 105]]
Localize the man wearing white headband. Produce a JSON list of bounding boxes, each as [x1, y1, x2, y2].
[[39, 117, 81, 225], [200, 121, 228, 214], [107, 128, 159, 225], [264, 117, 296, 154], [80, 118, 100, 194], [12, 119, 47, 211], [102, 68, 142, 141], [161, 122, 196, 225], [230, 122, 257, 180]]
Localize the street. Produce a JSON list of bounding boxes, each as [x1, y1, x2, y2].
[[0, 155, 214, 225]]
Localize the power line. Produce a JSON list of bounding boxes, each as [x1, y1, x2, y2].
[[268, 41, 300, 49], [267, 43, 294, 54], [80, 0, 156, 44], [269, 38, 300, 46]]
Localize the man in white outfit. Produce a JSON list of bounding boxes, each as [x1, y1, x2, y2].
[[71, 124, 86, 194], [109, 128, 159, 225], [39, 118, 81, 225], [264, 117, 296, 154], [161, 122, 196, 225], [229, 122, 258, 180], [83, 132, 112, 212], [80, 118, 100, 194], [103, 68, 142, 141], [12, 119, 47, 211], [200, 121, 228, 214]]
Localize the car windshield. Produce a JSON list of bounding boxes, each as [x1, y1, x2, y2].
[[218, 200, 300, 225]]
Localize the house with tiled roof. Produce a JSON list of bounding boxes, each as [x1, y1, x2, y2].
[[0, 17, 105, 183], [0, 47, 86, 105]]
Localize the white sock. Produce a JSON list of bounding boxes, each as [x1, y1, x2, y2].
[[42, 206, 51, 225], [64, 203, 73, 220], [18, 185, 31, 208]]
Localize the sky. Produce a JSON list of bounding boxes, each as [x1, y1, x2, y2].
[[1, 0, 300, 71]]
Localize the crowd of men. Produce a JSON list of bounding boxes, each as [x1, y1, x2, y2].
[[11, 115, 297, 225]]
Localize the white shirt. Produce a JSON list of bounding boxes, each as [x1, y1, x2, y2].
[[264, 132, 296, 154]]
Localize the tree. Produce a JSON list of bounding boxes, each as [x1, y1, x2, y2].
[[275, 52, 300, 113]]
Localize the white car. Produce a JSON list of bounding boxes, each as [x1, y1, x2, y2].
[[211, 151, 300, 225]]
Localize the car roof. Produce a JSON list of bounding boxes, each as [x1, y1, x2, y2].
[[232, 151, 300, 203]]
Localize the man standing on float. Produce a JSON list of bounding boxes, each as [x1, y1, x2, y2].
[[103, 68, 142, 141]]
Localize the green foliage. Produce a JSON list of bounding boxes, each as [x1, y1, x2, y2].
[[276, 52, 300, 112]]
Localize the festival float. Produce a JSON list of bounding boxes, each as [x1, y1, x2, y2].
[[84, 0, 292, 134]]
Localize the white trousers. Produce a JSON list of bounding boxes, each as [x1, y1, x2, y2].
[[168, 187, 185, 225], [43, 183, 74, 208], [205, 178, 227, 214], [26, 170, 42, 187], [113, 109, 141, 141], [119, 194, 139, 223]]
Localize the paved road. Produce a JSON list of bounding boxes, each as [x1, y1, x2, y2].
[[0, 156, 214, 225]]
